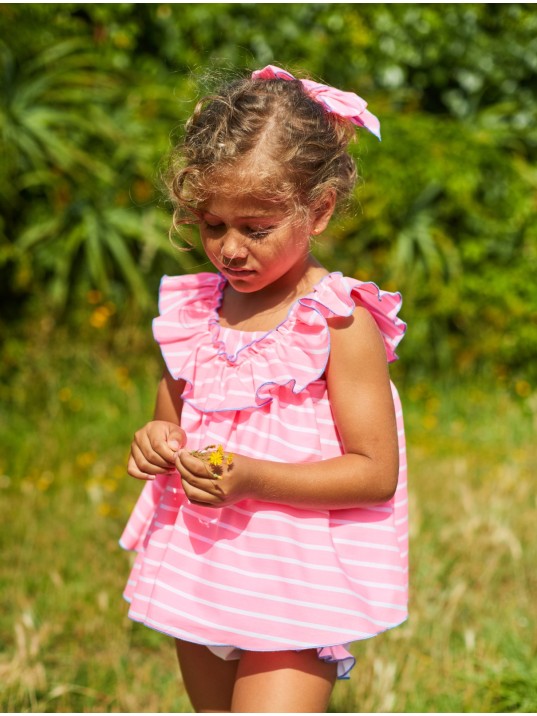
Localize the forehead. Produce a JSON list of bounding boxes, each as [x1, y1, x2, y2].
[[202, 194, 288, 220]]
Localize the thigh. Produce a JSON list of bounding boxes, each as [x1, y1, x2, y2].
[[175, 639, 239, 713], [231, 648, 337, 713]]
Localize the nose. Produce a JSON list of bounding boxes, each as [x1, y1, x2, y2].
[[220, 230, 248, 264]]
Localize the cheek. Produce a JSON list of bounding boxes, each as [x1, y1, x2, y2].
[[201, 236, 219, 257], [275, 231, 309, 256]]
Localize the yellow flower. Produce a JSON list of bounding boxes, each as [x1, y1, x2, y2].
[[189, 444, 233, 479], [58, 387, 72, 402], [208, 451, 223, 467]]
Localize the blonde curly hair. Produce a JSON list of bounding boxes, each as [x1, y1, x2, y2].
[[165, 71, 359, 238]]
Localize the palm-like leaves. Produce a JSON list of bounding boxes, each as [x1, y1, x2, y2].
[[1, 40, 117, 180], [0, 37, 194, 310]]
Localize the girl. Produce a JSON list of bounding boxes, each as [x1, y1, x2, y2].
[[121, 65, 408, 713]]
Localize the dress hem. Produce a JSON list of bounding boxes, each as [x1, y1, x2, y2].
[[121, 590, 408, 680]]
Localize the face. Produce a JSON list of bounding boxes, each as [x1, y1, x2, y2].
[[197, 194, 332, 295]]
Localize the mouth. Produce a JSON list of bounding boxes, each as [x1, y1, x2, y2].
[[221, 266, 256, 278]]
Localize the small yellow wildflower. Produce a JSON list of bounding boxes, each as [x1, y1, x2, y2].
[[189, 444, 233, 479], [58, 387, 72, 402], [209, 451, 223, 467]]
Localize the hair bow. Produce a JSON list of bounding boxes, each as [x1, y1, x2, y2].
[[251, 65, 381, 140]]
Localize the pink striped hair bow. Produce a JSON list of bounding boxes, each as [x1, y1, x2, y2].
[[251, 65, 381, 140]]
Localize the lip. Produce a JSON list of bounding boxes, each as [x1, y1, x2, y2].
[[221, 267, 256, 278]]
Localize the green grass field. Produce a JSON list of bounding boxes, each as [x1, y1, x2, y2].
[[1, 318, 535, 712]]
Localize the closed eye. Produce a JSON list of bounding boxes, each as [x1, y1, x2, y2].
[[202, 220, 225, 232], [199, 216, 276, 240], [246, 226, 275, 240]]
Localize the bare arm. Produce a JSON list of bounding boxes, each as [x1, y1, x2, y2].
[[154, 368, 185, 424], [177, 308, 399, 508], [127, 368, 187, 480]]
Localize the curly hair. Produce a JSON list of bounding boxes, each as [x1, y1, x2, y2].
[[165, 71, 359, 238]]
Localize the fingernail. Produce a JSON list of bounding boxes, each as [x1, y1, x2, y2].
[[168, 440, 180, 450]]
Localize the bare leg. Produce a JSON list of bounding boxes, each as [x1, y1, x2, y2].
[[231, 648, 337, 713], [175, 640, 239, 713]]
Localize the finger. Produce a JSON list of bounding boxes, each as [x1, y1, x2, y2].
[[130, 441, 164, 475], [180, 466, 221, 494], [152, 437, 179, 463], [176, 450, 219, 480], [167, 427, 187, 452], [177, 455, 222, 493], [181, 479, 221, 507], [130, 442, 174, 476], [127, 454, 156, 481], [180, 473, 222, 502], [132, 434, 174, 471]]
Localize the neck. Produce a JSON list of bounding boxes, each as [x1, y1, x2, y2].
[[219, 259, 328, 331]]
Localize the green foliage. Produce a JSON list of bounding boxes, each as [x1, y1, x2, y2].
[[1, 4, 536, 383], [0, 9, 198, 312], [1, 323, 536, 711]]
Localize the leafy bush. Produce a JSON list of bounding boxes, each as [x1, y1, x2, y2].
[[0, 9, 198, 312], [1, 4, 536, 383]]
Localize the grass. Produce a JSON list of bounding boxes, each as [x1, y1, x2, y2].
[[1, 310, 536, 712]]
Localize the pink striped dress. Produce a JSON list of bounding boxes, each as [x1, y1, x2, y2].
[[120, 271, 408, 678]]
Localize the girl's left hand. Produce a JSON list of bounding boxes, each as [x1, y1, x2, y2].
[[175, 451, 255, 507]]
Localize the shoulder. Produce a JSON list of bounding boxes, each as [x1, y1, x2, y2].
[[302, 273, 406, 364], [327, 308, 388, 374]]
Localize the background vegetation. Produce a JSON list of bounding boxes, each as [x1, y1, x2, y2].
[[2, 2, 537, 382], [1, 3, 536, 713]]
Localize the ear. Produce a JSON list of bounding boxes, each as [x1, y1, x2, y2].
[[310, 190, 337, 236]]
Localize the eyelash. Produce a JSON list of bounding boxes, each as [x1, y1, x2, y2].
[[248, 228, 273, 240], [202, 222, 274, 241]]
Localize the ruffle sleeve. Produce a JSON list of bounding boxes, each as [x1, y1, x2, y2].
[[300, 273, 407, 363], [152, 272, 406, 413]]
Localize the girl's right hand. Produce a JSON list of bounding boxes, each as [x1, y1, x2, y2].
[[127, 420, 187, 481]]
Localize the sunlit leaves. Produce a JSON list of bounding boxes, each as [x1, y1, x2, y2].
[[0, 29, 197, 311], [1, 3, 536, 381]]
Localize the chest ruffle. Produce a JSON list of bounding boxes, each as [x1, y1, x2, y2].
[[152, 272, 406, 413]]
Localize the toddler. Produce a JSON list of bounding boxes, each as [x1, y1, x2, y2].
[[121, 65, 407, 713]]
